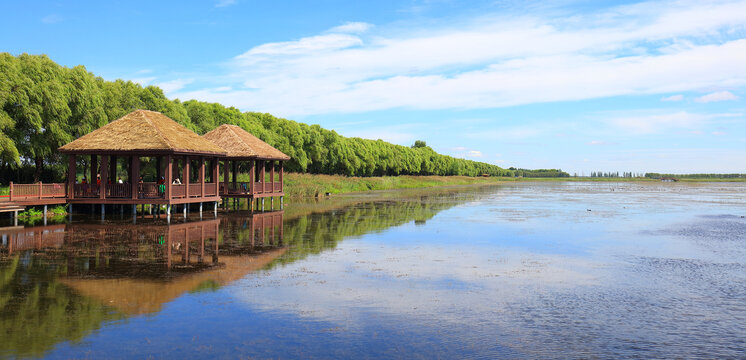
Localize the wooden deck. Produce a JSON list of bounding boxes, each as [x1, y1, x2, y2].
[[220, 181, 284, 198], [7, 181, 226, 206], [7, 179, 282, 207], [0, 199, 25, 213]]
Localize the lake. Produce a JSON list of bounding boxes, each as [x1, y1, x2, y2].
[[1, 182, 745, 359]]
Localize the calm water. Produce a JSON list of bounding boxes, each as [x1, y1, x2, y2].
[[1, 182, 745, 359]]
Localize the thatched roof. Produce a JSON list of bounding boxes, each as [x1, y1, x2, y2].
[[59, 248, 287, 315], [59, 110, 226, 155], [203, 124, 290, 161]]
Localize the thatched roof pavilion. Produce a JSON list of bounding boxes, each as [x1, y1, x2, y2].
[[58, 110, 225, 208], [203, 124, 290, 161], [59, 110, 225, 155], [203, 124, 289, 204]]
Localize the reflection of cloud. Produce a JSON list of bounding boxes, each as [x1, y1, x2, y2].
[[231, 243, 599, 326], [694, 91, 739, 103]]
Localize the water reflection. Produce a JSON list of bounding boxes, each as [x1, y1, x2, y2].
[[3, 183, 742, 358], [0, 186, 488, 359], [0, 211, 287, 358]]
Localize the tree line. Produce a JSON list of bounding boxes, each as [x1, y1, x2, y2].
[[1, 53, 566, 183], [644, 173, 745, 179]]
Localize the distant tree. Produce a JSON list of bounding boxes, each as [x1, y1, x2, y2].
[[411, 140, 427, 148]]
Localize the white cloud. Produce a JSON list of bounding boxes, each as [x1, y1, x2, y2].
[[660, 94, 683, 102], [608, 111, 739, 134], [588, 140, 609, 145], [171, 0, 746, 117], [130, 77, 156, 86], [694, 90, 739, 103], [41, 14, 62, 24], [449, 147, 485, 159], [215, 0, 237, 7], [156, 78, 194, 94], [328, 22, 373, 34]]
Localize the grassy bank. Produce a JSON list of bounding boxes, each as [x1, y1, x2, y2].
[[275, 174, 746, 198], [281, 173, 502, 197]]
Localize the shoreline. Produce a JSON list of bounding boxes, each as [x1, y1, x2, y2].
[[281, 173, 746, 198]]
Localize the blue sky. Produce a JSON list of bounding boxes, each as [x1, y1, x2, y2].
[[4, 0, 746, 174]]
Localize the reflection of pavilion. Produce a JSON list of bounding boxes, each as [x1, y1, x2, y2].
[[0, 211, 285, 315]]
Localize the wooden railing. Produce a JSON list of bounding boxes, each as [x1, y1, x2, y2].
[[204, 183, 217, 197], [225, 182, 250, 195], [73, 184, 99, 198], [9, 182, 67, 202], [106, 183, 131, 198], [139, 183, 165, 199], [188, 183, 202, 197], [220, 181, 283, 196], [171, 184, 186, 198], [8, 181, 240, 203]]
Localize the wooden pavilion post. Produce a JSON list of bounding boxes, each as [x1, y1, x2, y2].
[[260, 160, 266, 193], [222, 160, 228, 193], [131, 156, 140, 200], [249, 159, 255, 195], [212, 158, 218, 185], [199, 156, 205, 197], [270, 160, 275, 193], [99, 155, 108, 199], [279, 161, 284, 192], [165, 154, 173, 200], [68, 154, 76, 199], [184, 156, 190, 197], [231, 160, 237, 187]]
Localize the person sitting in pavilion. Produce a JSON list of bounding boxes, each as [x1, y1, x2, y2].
[[157, 176, 166, 194]]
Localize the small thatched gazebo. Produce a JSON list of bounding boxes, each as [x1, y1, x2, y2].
[[202, 124, 290, 209], [58, 110, 226, 212]]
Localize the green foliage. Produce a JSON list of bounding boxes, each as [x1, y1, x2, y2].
[[270, 187, 485, 266], [411, 140, 428, 148], [18, 207, 43, 218], [508, 168, 570, 177], [645, 173, 746, 180], [0, 256, 123, 358], [0, 53, 524, 183], [274, 173, 504, 197]]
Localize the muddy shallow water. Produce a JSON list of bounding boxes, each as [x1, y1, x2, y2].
[[1, 182, 745, 358]]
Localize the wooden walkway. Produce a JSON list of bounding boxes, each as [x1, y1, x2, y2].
[[0, 200, 24, 214]]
